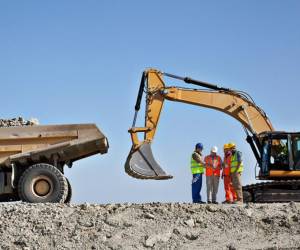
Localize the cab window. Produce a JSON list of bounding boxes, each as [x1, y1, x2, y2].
[[269, 137, 289, 170]]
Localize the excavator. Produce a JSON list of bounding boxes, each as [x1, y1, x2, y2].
[[125, 68, 300, 203]]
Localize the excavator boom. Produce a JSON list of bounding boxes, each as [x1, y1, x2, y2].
[[125, 69, 274, 180]]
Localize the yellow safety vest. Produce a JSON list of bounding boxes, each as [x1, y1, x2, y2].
[[230, 151, 244, 173], [191, 154, 204, 174]]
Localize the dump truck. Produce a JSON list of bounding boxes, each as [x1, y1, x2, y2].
[[0, 123, 108, 203], [125, 68, 300, 203]]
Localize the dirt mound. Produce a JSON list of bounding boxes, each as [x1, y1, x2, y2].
[[0, 202, 299, 249], [0, 117, 38, 128]]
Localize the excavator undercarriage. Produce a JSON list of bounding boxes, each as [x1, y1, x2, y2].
[[243, 180, 300, 203]]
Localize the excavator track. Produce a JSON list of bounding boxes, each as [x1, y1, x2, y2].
[[243, 180, 300, 203]]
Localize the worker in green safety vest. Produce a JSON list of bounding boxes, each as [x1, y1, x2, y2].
[[228, 142, 244, 204], [190, 143, 206, 203]]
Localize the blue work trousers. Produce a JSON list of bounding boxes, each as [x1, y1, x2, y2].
[[191, 173, 203, 203]]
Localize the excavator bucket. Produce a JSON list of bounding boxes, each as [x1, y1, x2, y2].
[[125, 142, 173, 180]]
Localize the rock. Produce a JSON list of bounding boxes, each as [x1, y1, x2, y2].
[[184, 218, 195, 227], [185, 232, 198, 240], [123, 222, 133, 228], [14, 237, 28, 247], [145, 232, 172, 247], [145, 236, 156, 247], [80, 203, 90, 210], [206, 205, 218, 212], [144, 212, 155, 220], [245, 208, 253, 217], [0, 117, 39, 128], [99, 235, 107, 242], [279, 218, 291, 228], [77, 218, 94, 228], [173, 228, 181, 235], [227, 243, 237, 250], [289, 201, 298, 212], [291, 214, 298, 222], [262, 217, 273, 224], [289, 201, 295, 207]]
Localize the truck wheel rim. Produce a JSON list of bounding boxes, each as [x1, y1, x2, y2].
[[32, 176, 53, 197]]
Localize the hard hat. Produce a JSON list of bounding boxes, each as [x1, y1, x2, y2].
[[223, 143, 229, 150], [195, 143, 204, 150], [211, 146, 218, 153], [227, 142, 236, 149]]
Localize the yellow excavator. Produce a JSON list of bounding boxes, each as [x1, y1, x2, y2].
[[125, 68, 300, 203]]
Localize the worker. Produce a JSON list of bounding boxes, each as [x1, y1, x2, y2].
[[222, 144, 237, 203], [191, 143, 206, 203], [204, 146, 222, 204], [228, 142, 244, 204]]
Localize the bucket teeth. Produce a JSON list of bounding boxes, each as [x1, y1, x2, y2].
[[125, 142, 173, 180]]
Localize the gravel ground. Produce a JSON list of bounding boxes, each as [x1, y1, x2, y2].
[[0, 202, 299, 250]]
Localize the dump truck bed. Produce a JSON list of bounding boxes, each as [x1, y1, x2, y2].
[[0, 124, 108, 168]]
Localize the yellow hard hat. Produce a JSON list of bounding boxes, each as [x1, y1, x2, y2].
[[223, 143, 229, 150], [227, 142, 236, 149]]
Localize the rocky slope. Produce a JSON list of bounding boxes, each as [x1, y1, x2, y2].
[[0, 202, 299, 250]]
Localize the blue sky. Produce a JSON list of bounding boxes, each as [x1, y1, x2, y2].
[[0, 1, 299, 203]]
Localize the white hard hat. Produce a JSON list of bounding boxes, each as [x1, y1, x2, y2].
[[211, 146, 218, 153]]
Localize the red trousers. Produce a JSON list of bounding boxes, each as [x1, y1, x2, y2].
[[224, 175, 237, 202]]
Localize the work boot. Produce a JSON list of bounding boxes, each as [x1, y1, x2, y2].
[[207, 201, 212, 204], [222, 200, 232, 204], [212, 201, 218, 204]]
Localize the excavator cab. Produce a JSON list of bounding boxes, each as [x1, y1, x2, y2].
[[259, 132, 300, 179]]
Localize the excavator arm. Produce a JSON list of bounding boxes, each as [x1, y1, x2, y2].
[[125, 69, 274, 180]]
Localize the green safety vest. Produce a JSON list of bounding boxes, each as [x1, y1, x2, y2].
[[230, 151, 244, 173], [190, 154, 204, 174]]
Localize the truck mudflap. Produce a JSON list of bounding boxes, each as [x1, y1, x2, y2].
[[125, 142, 173, 180]]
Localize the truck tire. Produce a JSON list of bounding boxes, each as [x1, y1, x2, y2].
[[18, 163, 68, 203], [64, 178, 72, 203]]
